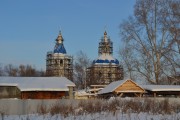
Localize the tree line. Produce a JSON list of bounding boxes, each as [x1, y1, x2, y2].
[[0, 64, 45, 77]]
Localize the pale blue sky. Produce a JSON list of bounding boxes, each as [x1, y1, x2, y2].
[[0, 0, 135, 70]]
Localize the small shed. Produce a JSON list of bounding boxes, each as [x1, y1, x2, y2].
[[98, 79, 145, 98], [0, 83, 20, 99], [142, 85, 180, 97], [0, 77, 75, 99]]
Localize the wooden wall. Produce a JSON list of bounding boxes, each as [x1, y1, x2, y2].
[[115, 80, 145, 93], [21, 91, 66, 99], [0, 86, 21, 98]]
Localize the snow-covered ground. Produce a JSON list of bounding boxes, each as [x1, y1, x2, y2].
[[0, 98, 180, 120], [1, 112, 180, 120]]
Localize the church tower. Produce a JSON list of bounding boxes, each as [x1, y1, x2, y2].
[[46, 31, 73, 80], [86, 31, 123, 85]]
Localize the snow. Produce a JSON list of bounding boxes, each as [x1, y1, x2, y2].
[[1, 112, 180, 120], [99, 80, 180, 95], [98, 53, 115, 60], [142, 85, 180, 91], [98, 80, 127, 94], [98, 79, 144, 94], [0, 98, 180, 119], [0, 77, 75, 91], [93, 53, 119, 65], [74, 90, 89, 96]]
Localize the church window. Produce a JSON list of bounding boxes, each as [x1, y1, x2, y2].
[[60, 59, 63, 66], [99, 71, 102, 78], [108, 71, 112, 78]]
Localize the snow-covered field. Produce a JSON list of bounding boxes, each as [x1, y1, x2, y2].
[[1, 112, 180, 120], [0, 98, 180, 120]]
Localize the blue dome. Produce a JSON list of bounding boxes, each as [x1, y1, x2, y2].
[[93, 59, 119, 64], [93, 54, 119, 65], [54, 43, 66, 54]]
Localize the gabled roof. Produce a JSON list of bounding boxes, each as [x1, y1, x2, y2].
[[98, 79, 145, 94], [141, 85, 180, 91], [0, 77, 75, 91], [98, 80, 126, 94]]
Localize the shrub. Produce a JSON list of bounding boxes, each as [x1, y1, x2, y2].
[[50, 102, 74, 117], [37, 98, 180, 117], [37, 104, 48, 115]]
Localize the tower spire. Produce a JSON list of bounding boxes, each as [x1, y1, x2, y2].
[[53, 31, 66, 54], [56, 31, 63, 44], [59, 30, 61, 35], [104, 30, 108, 42], [98, 31, 113, 55]]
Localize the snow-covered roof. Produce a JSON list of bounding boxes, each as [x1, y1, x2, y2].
[[0, 77, 75, 91], [98, 80, 128, 94], [141, 85, 180, 91], [98, 79, 145, 95], [75, 90, 88, 96], [88, 88, 103, 92], [93, 54, 119, 65], [74, 90, 95, 97]]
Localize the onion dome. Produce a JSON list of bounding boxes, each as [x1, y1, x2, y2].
[[94, 31, 119, 65], [54, 44, 66, 54], [93, 54, 119, 65], [54, 31, 67, 54]]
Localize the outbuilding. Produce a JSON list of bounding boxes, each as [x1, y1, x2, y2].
[[0, 77, 75, 99], [98, 79, 145, 98], [142, 85, 180, 97]]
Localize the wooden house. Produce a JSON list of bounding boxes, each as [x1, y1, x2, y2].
[[98, 79, 145, 98], [0, 77, 75, 99]]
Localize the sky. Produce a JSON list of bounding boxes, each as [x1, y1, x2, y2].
[[0, 0, 135, 70]]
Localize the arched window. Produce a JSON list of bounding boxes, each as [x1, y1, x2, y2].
[[108, 71, 112, 78], [99, 71, 102, 78], [55, 60, 58, 65], [60, 59, 63, 66]]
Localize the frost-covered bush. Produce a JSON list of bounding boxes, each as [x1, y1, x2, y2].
[[49, 102, 74, 117], [35, 98, 178, 117]]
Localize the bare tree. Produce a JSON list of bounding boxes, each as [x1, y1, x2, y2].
[[4, 64, 18, 76], [19, 64, 26, 76], [119, 45, 137, 80], [73, 51, 91, 89], [119, 0, 180, 84], [19, 64, 36, 76], [1, 64, 44, 77]]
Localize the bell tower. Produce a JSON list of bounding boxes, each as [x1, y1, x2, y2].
[[46, 31, 73, 80], [86, 31, 123, 85]]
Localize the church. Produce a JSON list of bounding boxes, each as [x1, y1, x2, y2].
[[86, 31, 124, 85], [46, 31, 124, 86], [46, 31, 73, 80]]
